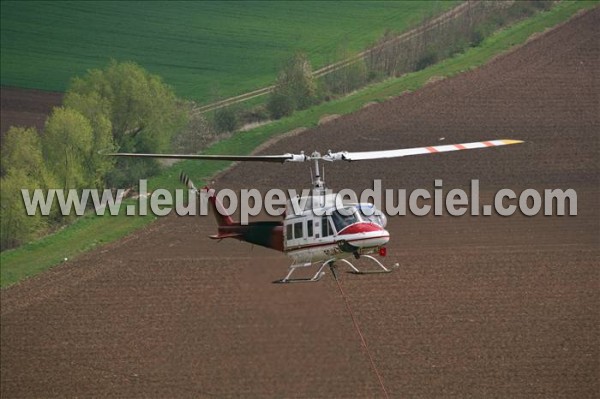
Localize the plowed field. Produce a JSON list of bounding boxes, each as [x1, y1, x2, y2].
[[0, 87, 62, 140]]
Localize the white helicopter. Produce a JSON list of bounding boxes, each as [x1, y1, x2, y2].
[[110, 138, 522, 283]]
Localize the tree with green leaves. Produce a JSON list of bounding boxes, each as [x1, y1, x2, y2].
[[0, 169, 44, 250], [1, 127, 54, 249], [268, 52, 317, 118], [63, 91, 115, 189], [66, 61, 186, 185], [43, 107, 93, 191], [1, 126, 56, 188]]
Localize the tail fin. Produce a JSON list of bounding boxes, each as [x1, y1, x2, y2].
[[203, 186, 234, 226], [179, 171, 234, 226]]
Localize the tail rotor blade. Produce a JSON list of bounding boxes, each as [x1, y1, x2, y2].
[[179, 171, 197, 192]]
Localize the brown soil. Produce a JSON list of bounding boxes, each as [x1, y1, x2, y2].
[[0, 87, 63, 142], [2, 9, 599, 398]]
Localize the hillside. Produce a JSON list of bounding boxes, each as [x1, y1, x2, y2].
[[0, 1, 454, 103]]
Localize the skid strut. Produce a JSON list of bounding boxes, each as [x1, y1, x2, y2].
[[273, 260, 334, 284], [274, 256, 395, 283], [346, 255, 392, 275]]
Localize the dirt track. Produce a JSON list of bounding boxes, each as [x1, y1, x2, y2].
[[1, 8, 598, 398]]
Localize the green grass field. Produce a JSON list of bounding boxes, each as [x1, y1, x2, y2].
[[1, 1, 596, 288], [0, 1, 454, 103]]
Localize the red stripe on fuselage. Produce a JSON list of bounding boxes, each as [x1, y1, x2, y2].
[[285, 235, 390, 253], [337, 222, 384, 235]]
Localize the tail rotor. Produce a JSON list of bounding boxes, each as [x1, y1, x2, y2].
[[180, 171, 198, 194]]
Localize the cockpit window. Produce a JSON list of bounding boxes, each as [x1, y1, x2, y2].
[[331, 208, 360, 232], [357, 204, 387, 228]]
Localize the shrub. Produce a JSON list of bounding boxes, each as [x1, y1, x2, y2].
[[323, 59, 368, 95], [213, 106, 239, 133], [416, 48, 439, 71], [470, 26, 487, 47], [267, 90, 295, 119], [238, 105, 270, 125], [172, 107, 213, 153]]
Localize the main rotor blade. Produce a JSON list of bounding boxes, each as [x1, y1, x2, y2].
[[326, 139, 523, 161], [104, 139, 522, 163], [104, 152, 307, 163]]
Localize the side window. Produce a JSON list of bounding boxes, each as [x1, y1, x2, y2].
[[307, 220, 313, 237], [286, 224, 293, 241], [321, 216, 333, 237], [294, 222, 303, 239]]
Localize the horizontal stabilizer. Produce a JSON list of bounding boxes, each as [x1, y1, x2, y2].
[[209, 233, 243, 240]]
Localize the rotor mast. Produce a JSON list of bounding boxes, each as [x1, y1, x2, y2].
[[311, 151, 325, 193]]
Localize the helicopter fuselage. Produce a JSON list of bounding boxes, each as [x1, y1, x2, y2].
[[282, 203, 389, 265], [207, 190, 390, 265]]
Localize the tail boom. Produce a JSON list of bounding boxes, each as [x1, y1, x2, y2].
[[189, 179, 283, 252]]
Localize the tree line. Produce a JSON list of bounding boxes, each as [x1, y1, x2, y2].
[[1, 61, 186, 249], [219, 1, 553, 125]]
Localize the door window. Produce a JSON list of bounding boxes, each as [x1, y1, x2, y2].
[[293, 222, 303, 239], [321, 217, 334, 237]]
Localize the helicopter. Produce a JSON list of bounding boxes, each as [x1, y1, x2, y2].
[[109, 138, 522, 283]]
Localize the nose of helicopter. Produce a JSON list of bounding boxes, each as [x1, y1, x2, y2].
[[337, 222, 390, 249]]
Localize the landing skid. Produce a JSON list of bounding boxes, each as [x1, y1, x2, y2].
[[273, 261, 330, 284], [273, 255, 396, 284], [344, 255, 393, 275]]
